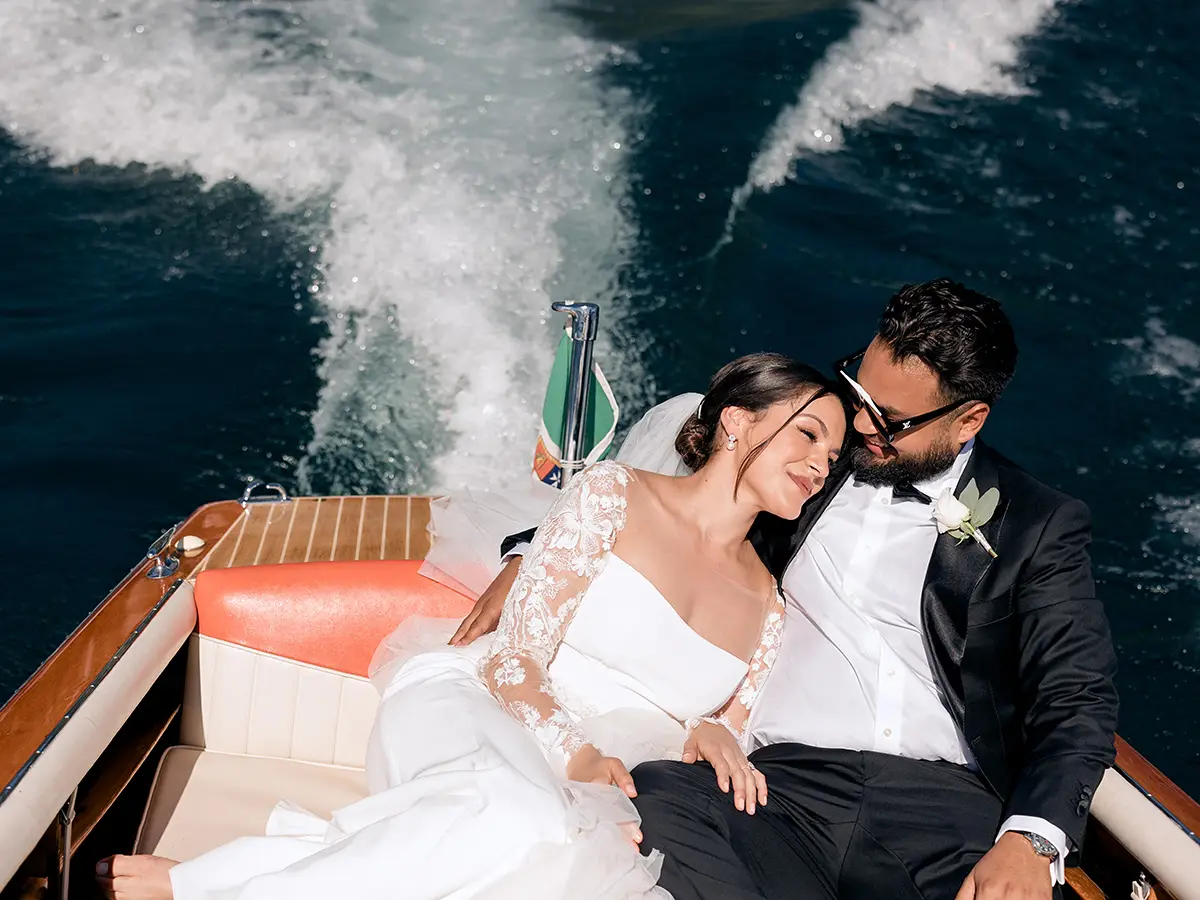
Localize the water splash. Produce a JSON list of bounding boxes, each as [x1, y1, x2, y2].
[[1120, 317, 1200, 402], [0, 0, 645, 493], [713, 0, 1059, 252]]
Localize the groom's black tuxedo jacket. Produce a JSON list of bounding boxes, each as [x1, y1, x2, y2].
[[501, 439, 1119, 853], [750, 438, 1118, 852]]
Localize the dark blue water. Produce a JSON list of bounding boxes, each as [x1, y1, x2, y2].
[[1, 0, 1197, 794]]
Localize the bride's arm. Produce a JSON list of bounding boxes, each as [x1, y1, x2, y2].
[[479, 461, 631, 772], [680, 590, 784, 814], [688, 590, 786, 748]]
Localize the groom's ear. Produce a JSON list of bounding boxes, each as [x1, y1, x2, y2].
[[953, 401, 991, 443]]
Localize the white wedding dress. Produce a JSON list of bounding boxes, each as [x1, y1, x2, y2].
[[168, 460, 783, 900]]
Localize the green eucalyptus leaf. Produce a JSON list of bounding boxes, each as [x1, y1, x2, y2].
[[959, 478, 980, 508], [973, 488, 1000, 526]]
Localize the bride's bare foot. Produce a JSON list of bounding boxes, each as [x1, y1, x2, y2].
[[95, 855, 178, 900]]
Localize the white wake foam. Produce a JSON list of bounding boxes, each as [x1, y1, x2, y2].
[[0, 0, 643, 492], [750, 0, 1059, 190], [1120, 317, 1200, 402], [1121, 320, 1200, 558]]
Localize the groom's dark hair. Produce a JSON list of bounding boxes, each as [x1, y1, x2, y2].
[[877, 278, 1018, 406]]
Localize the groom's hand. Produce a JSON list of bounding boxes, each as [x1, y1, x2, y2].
[[955, 833, 1052, 900], [449, 557, 520, 645]]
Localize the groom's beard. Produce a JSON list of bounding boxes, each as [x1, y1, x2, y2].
[[851, 437, 960, 488]]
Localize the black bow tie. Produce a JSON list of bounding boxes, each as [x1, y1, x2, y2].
[[891, 483, 932, 504]]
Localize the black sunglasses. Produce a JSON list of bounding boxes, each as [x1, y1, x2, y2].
[[834, 347, 969, 445]]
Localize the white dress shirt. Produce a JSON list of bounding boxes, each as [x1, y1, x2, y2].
[[748, 440, 1068, 883]]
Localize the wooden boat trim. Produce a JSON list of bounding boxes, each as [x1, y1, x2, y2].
[[1114, 735, 1200, 844], [0, 501, 243, 802], [1064, 866, 1105, 900], [0, 577, 187, 806], [0, 494, 435, 800]]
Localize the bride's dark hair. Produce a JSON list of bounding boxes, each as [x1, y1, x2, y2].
[[676, 353, 848, 489]]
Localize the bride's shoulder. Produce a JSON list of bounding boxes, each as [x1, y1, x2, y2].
[[579, 459, 654, 485], [574, 462, 668, 509], [569, 460, 637, 496]]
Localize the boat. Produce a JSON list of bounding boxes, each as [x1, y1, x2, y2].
[[1, 303, 1197, 900]]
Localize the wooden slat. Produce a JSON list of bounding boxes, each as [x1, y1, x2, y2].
[[1115, 735, 1200, 839], [333, 498, 366, 561], [407, 497, 432, 560], [254, 501, 301, 566], [280, 501, 320, 565], [359, 498, 386, 561], [0, 501, 243, 796], [227, 505, 275, 568], [306, 498, 341, 563], [383, 497, 407, 561]]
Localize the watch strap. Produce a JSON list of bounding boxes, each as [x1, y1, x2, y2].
[[1016, 830, 1060, 861]]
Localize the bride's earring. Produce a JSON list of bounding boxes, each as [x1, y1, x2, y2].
[[726, 434, 738, 451]]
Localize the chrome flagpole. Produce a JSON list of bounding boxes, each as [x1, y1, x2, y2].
[[551, 301, 599, 488]]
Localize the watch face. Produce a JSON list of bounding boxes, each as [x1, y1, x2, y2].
[[1022, 832, 1059, 859]]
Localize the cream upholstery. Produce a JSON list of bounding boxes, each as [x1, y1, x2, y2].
[[1091, 767, 1200, 900], [0, 582, 197, 887], [135, 747, 368, 861], [137, 632, 380, 862], [181, 634, 380, 768]]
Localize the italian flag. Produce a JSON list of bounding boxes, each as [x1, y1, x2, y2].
[[532, 329, 619, 486]]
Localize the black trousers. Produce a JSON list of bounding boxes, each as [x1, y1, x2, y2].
[[632, 743, 1004, 900]]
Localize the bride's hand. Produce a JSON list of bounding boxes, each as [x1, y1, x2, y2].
[[683, 721, 768, 815], [565, 745, 639, 801], [449, 557, 519, 646]]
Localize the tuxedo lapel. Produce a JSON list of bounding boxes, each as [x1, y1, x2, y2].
[[920, 440, 1009, 724]]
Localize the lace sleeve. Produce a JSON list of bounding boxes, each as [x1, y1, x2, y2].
[[688, 589, 785, 750], [480, 461, 631, 770]]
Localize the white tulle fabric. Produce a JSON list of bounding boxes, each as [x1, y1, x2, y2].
[[168, 457, 785, 900], [418, 393, 700, 598], [611, 392, 701, 477]]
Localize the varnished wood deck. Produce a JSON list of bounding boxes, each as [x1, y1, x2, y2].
[[193, 496, 434, 572]]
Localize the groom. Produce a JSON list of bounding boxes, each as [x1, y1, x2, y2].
[[451, 279, 1118, 900]]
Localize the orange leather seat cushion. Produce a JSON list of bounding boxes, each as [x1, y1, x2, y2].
[[193, 561, 475, 677]]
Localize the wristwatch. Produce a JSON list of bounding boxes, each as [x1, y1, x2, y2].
[[1016, 831, 1060, 862]]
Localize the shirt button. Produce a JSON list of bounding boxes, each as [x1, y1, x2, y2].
[[887, 669, 896, 677], [883, 728, 893, 737]]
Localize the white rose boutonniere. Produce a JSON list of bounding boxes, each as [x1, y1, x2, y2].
[[932, 479, 1000, 558]]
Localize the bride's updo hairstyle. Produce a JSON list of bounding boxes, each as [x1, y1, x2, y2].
[[676, 352, 847, 492]]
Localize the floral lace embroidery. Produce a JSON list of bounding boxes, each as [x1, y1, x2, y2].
[[686, 589, 786, 751], [480, 461, 631, 766], [737, 601, 784, 709], [684, 715, 740, 741]]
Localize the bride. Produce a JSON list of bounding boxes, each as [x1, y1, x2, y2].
[[99, 353, 847, 900]]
